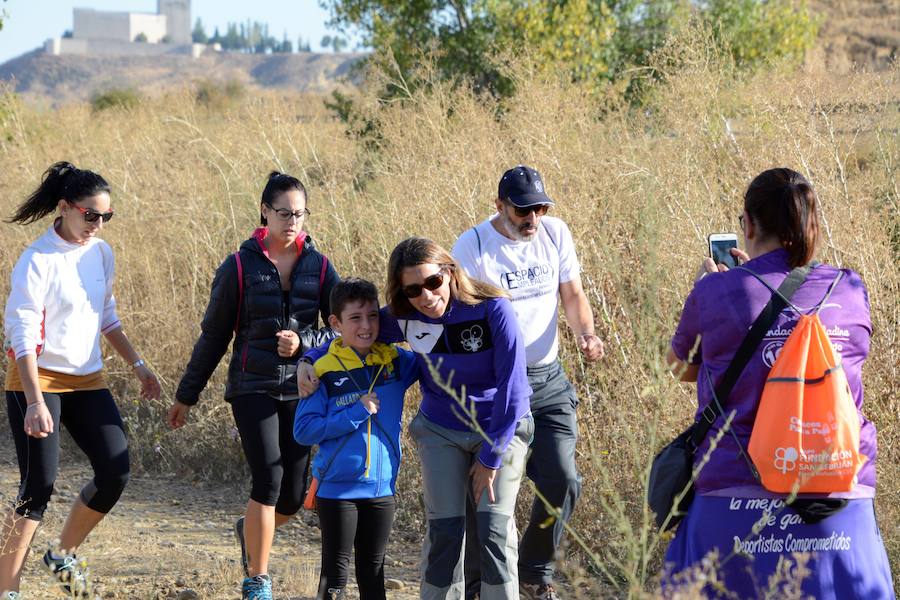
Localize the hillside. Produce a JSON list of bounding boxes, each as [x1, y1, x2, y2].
[[809, 0, 898, 72], [0, 49, 364, 105], [0, 1, 896, 106]]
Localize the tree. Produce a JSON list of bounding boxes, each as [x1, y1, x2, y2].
[[134, 32, 148, 43], [278, 32, 293, 53], [321, 0, 819, 99], [298, 36, 312, 52], [321, 34, 348, 53], [192, 18, 208, 44]]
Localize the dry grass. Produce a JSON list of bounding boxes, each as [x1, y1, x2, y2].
[[0, 30, 897, 598]]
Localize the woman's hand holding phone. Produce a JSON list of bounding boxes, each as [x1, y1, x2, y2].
[[695, 246, 750, 282]]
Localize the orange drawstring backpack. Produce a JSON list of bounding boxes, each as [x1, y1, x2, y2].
[[742, 269, 866, 493]]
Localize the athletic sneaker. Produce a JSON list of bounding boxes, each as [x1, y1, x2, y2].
[[325, 588, 346, 600], [241, 574, 273, 600], [2, 591, 23, 600], [42, 547, 91, 598], [234, 516, 250, 577], [520, 582, 561, 600]]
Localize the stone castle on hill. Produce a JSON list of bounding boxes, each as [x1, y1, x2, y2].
[[44, 0, 208, 58]]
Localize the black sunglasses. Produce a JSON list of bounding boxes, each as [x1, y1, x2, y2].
[[506, 202, 550, 218], [402, 269, 447, 298], [67, 200, 114, 223]]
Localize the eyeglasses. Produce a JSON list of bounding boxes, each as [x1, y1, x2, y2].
[[67, 201, 114, 223], [402, 269, 447, 298], [738, 214, 745, 230], [268, 206, 311, 221], [506, 202, 550, 218]]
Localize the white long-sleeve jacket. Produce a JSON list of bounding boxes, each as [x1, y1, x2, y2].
[[3, 224, 120, 375]]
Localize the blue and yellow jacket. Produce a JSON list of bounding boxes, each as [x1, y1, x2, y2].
[[293, 338, 418, 499]]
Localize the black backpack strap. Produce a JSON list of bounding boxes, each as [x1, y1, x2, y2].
[[691, 265, 811, 447], [471, 226, 482, 254]]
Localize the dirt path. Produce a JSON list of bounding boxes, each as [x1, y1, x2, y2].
[[1, 458, 422, 600]]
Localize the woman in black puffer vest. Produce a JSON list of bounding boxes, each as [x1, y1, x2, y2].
[[169, 172, 338, 600]]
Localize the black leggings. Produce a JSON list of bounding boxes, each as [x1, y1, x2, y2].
[[316, 495, 396, 600], [6, 389, 130, 521], [231, 394, 311, 515]]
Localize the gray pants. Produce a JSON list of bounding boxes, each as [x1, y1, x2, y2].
[[410, 411, 533, 600], [465, 361, 581, 592]]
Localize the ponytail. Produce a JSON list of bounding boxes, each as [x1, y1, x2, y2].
[[8, 161, 110, 225], [744, 168, 820, 268]]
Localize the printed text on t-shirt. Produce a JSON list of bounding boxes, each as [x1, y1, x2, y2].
[[501, 263, 554, 290]]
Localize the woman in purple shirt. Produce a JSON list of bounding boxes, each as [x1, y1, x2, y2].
[[298, 237, 532, 600], [665, 168, 894, 598]]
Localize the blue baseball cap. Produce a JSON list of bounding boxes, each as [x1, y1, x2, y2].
[[498, 165, 554, 207]]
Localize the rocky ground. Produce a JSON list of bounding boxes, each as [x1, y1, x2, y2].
[[0, 458, 421, 600]]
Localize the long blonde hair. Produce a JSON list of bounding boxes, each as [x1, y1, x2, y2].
[[386, 237, 507, 317]]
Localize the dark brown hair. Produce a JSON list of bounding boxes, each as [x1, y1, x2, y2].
[[744, 168, 819, 268], [8, 161, 110, 225], [386, 237, 507, 317], [260, 171, 307, 226], [330, 277, 379, 319]]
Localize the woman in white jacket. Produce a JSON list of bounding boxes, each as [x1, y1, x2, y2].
[[0, 162, 160, 600]]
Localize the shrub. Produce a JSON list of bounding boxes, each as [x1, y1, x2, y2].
[[194, 79, 245, 110], [90, 87, 142, 112]]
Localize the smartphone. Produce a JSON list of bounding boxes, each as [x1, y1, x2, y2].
[[708, 233, 739, 269]]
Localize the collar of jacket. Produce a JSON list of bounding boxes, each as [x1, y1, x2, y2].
[[325, 338, 398, 370], [250, 227, 307, 258]]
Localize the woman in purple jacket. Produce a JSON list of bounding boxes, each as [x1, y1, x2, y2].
[[665, 168, 894, 598], [299, 237, 532, 600]]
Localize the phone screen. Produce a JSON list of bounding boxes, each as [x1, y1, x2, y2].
[[710, 238, 739, 268]]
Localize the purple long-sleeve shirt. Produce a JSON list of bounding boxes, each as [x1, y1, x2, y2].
[[379, 298, 532, 469], [304, 297, 532, 468], [671, 249, 877, 497]]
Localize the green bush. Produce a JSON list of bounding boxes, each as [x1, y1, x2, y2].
[[90, 88, 142, 112], [194, 79, 245, 110]]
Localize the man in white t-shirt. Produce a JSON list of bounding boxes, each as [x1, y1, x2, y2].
[[452, 165, 603, 600]]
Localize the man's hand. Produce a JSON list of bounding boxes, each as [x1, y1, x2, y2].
[[297, 361, 320, 398], [578, 334, 604, 362]]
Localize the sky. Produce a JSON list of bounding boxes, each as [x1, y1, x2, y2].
[[0, 0, 358, 64]]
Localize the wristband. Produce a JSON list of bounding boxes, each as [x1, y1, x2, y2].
[[131, 359, 146, 369], [26, 400, 46, 410]]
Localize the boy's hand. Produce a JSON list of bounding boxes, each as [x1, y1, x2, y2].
[[276, 330, 300, 357], [360, 392, 380, 415]]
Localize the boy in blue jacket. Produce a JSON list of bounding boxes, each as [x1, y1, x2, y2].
[[294, 278, 418, 600]]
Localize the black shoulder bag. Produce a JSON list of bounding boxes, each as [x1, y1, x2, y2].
[[648, 265, 810, 531]]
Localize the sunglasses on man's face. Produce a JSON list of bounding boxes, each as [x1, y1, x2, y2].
[[68, 201, 114, 223], [402, 270, 446, 298], [507, 202, 550, 218]]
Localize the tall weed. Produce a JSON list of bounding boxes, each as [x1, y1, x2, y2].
[[0, 30, 896, 597]]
